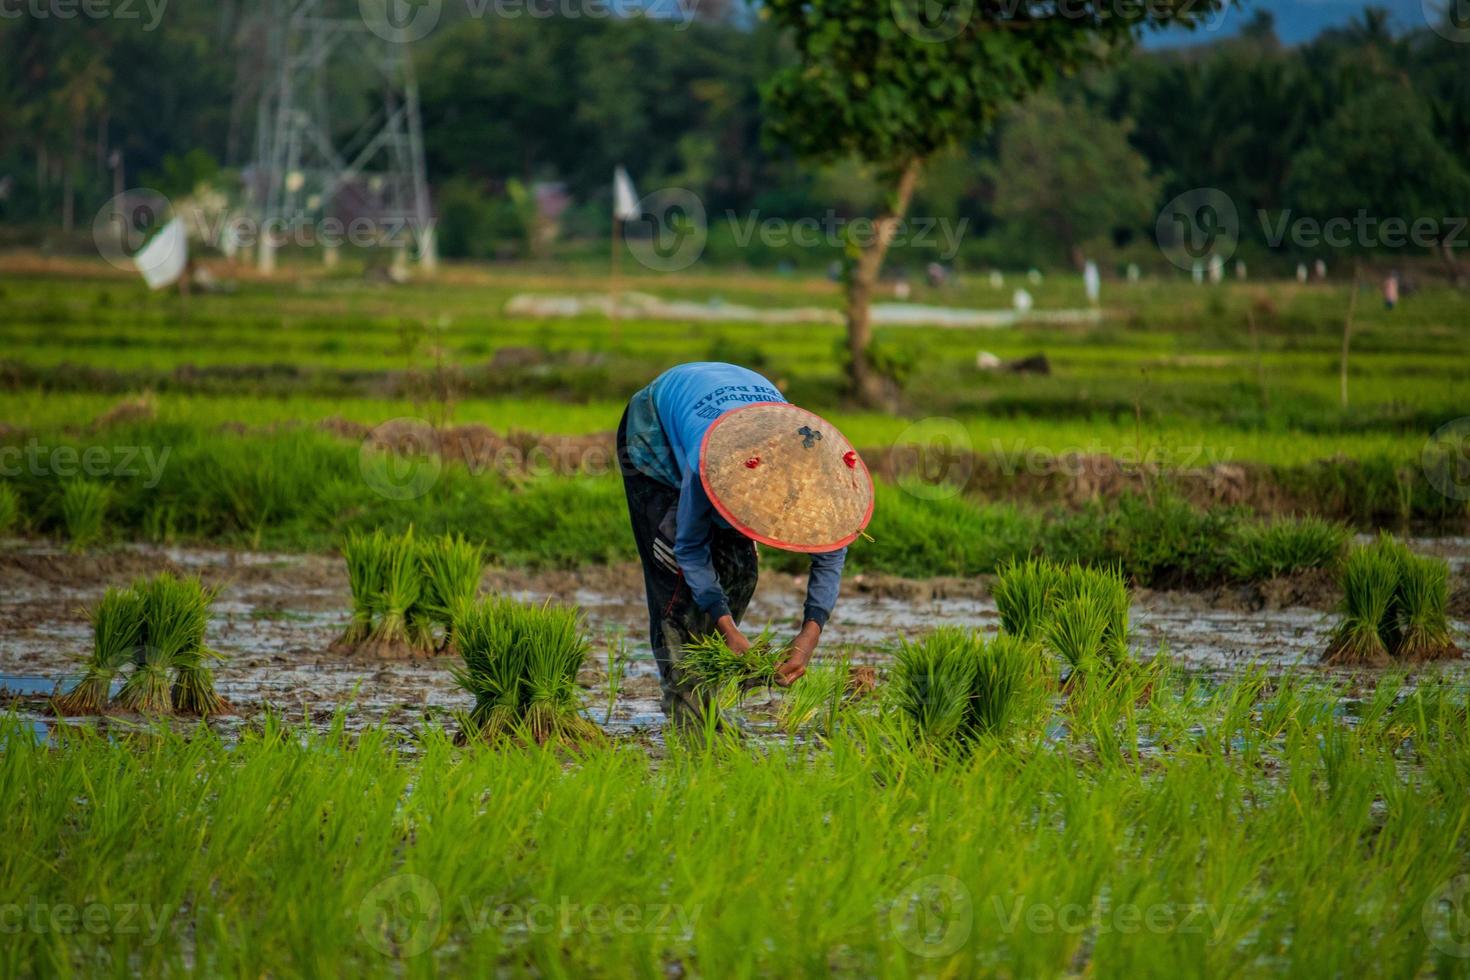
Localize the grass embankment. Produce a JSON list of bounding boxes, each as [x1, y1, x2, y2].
[[0, 423, 1368, 588], [4, 666, 1469, 975]]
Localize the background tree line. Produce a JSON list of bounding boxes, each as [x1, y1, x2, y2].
[[2, 3, 1467, 276]]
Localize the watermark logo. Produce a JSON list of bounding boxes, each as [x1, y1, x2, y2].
[[1424, 0, 1470, 42], [359, 418, 443, 500], [891, 418, 973, 501], [889, 874, 972, 958], [359, 0, 442, 42], [92, 189, 174, 273], [1424, 875, 1470, 957], [359, 873, 441, 957], [1156, 187, 1238, 271], [1424, 417, 1470, 503], [626, 187, 707, 273], [891, 0, 974, 41], [0, 0, 169, 30]]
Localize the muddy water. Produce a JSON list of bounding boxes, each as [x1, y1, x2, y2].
[[2, 541, 1466, 738]]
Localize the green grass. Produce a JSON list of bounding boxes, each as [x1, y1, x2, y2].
[[0, 481, 18, 535], [1226, 516, 1349, 581], [59, 479, 108, 551], [7, 665, 1470, 975]]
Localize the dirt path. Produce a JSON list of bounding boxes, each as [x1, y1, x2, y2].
[[3, 542, 1467, 735]]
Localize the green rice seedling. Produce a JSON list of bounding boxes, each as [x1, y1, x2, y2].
[[452, 595, 528, 738], [1322, 542, 1400, 666], [54, 586, 146, 715], [892, 627, 978, 744], [970, 634, 1039, 738], [334, 529, 387, 649], [116, 573, 220, 715], [678, 631, 785, 694], [1045, 594, 1111, 679], [1055, 564, 1131, 664], [521, 601, 600, 744], [364, 528, 426, 658], [61, 479, 109, 551], [1226, 516, 1349, 581], [1394, 554, 1458, 661], [0, 481, 19, 535], [452, 595, 599, 744], [992, 557, 1060, 641], [777, 655, 849, 736], [418, 533, 485, 651]]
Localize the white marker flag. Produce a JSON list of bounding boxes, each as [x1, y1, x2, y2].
[[134, 217, 188, 290], [613, 166, 640, 221]]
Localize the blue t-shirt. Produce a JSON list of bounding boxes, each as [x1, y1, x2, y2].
[[625, 362, 847, 628], [651, 362, 786, 480]]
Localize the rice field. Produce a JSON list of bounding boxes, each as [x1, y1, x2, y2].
[[3, 260, 1469, 976]]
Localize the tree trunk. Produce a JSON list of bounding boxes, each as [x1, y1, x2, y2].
[[845, 158, 922, 406]]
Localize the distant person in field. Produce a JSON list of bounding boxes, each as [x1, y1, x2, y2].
[[1383, 271, 1400, 310], [617, 363, 874, 727]]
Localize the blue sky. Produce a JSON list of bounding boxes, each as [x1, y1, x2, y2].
[[1148, 0, 1437, 47]]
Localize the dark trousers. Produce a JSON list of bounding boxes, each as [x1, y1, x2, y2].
[[617, 409, 759, 721]]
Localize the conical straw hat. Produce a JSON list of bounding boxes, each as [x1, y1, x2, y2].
[[699, 403, 874, 553]]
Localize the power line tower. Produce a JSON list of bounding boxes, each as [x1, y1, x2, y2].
[[248, 0, 435, 273]]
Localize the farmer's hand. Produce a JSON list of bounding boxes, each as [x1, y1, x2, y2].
[[716, 615, 752, 655], [776, 621, 822, 687]]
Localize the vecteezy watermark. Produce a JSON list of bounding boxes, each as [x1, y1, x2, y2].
[[93, 188, 175, 275], [358, 873, 702, 958], [359, 874, 441, 958], [891, 0, 1232, 43], [624, 189, 970, 273], [1423, 417, 1470, 503], [357, 0, 697, 43], [1423, 0, 1470, 43], [1156, 187, 1240, 271], [726, 211, 969, 261], [0, 0, 168, 30], [626, 188, 708, 273], [1423, 875, 1470, 957], [889, 874, 973, 958], [1259, 210, 1469, 251], [0, 898, 175, 944], [0, 440, 171, 489], [359, 419, 443, 501], [1158, 187, 1470, 269], [890, 418, 975, 501], [991, 895, 1235, 941], [459, 897, 702, 939]]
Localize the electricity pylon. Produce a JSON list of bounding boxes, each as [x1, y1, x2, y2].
[[249, 0, 435, 272]]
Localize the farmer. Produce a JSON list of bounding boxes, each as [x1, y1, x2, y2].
[[617, 362, 874, 727]]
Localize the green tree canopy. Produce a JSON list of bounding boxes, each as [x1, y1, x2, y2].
[[990, 94, 1158, 270]]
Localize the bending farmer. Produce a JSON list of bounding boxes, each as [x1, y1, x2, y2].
[[617, 362, 874, 726]]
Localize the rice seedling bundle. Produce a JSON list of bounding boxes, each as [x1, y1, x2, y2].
[[337, 529, 484, 657], [1044, 595, 1111, 676], [994, 558, 1131, 668], [418, 533, 485, 650], [117, 573, 223, 715], [61, 479, 109, 551], [1322, 540, 1401, 666], [893, 627, 1039, 744], [0, 481, 18, 535], [452, 595, 599, 744], [54, 587, 145, 715], [991, 557, 1061, 640], [1392, 553, 1457, 661], [336, 529, 388, 648], [678, 631, 785, 695]]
